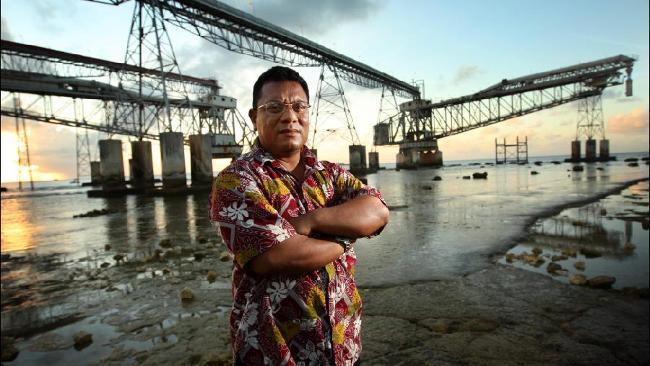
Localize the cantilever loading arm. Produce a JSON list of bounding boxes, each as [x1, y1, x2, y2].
[[375, 54, 636, 144]]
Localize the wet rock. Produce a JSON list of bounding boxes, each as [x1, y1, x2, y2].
[[600, 208, 607, 215], [574, 261, 586, 271], [162, 268, 171, 275], [164, 250, 181, 260], [207, 271, 218, 283], [534, 161, 543, 166], [572, 165, 584, 172], [462, 176, 471, 180], [505, 253, 515, 263], [561, 247, 577, 257], [100, 262, 110, 268], [472, 172, 488, 179], [531, 247, 543, 255], [198, 236, 208, 244], [623, 157, 639, 162], [421, 185, 432, 190], [569, 274, 587, 286], [596, 167, 605, 171], [551, 255, 568, 262], [113, 254, 125, 264], [180, 287, 194, 302], [587, 276, 616, 289], [219, 251, 233, 262], [73, 208, 117, 218], [104, 244, 111, 251], [432, 176, 442, 181], [547, 262, 562, 274], [580, 248, 602, 258], [628, 162, 639, 167], [159, 239, 173, 248], [530, 171, 539, 175], [1, 336, 19, 362], [73, 331, 93, 350]]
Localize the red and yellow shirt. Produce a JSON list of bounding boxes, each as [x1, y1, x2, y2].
[[209, 144, 384, 365]]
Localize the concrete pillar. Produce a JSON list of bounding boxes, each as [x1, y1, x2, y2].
[[368, 151, 379, 171], [599, 139, 610, 161], [349, 145, 367, 174], [90, 161, 101, 185], [159, 132, 186, 189], [585, 139, 597, 162], [571, 140, 581, 161], [131, 140, 154, 188], [189, 134, 213, 186], [99, 139, 125, 189]]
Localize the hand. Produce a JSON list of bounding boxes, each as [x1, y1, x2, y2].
[[287, 212, 316, 236]]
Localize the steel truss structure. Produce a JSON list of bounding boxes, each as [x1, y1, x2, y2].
[[311, 64, 361, 147], [1, 40, 253, 144], [88, 0, 419, 99], [575, 95, 604, 141], [375, 55, 635, 145]]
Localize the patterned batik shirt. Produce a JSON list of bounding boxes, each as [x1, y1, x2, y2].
[[209, 144, 384, 366]]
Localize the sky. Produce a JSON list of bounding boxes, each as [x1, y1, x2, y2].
[[1, 0, 648, 182]]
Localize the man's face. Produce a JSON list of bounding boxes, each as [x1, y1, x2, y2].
[[249, 80, 309, 157]]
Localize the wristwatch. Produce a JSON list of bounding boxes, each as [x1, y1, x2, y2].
[[332, 236, 353, 253]]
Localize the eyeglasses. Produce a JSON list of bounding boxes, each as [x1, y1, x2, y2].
[[257, 101, 311, 115]]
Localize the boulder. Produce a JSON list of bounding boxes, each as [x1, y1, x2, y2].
[[587, 276, 616, 289], [180, 287, 194, 302], [580, 247, 602, 258], [628, 162, 639, 167], [572, 165, 584, 172], [472, 172, 488, 179], [547, 262, 562, 274], [206, 271, 218, 283], [104, 244, 111, 251], [569, 274, 587, 286], [574, 261, 586, 271], [530, 171, 539, 175], [73, 331, 93, 350], [432, 176, 442, 181]]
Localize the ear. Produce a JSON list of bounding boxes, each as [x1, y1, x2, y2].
[[248, 109, 257, 131]]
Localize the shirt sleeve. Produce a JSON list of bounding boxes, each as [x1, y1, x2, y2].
[[209, 164, 296, 269], [329, 163, 387, 237]]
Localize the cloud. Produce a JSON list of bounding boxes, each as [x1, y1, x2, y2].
[[607, 107, 649, 135], [453, 65, 481, 84], [1, 16, 13, 40], [244, 0, 381, 36]]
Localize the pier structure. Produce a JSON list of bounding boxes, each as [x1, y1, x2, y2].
[[568, 94, 615, 162], [374, 55, 635, 167]]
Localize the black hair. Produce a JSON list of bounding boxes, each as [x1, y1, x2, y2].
[[252, 66, 309, 108]]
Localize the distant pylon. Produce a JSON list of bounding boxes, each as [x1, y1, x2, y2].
[[12, 94, 34, 190], [311, 63, 361, 148]]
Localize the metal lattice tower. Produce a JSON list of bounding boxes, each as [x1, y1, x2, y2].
[[123, 1, 195, 134], [575, 95, 605, 141], [311, 63, 361, 148], [12, 94, 34, 190], [73, 98, 93, 183]]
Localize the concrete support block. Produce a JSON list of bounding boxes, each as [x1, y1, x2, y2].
[[160, 132, 186, 188], [599, 139, 610, 160], [420, 150, 443, 167], [90, 161, 101, 185], [189, 134, 213, 186], [349, 145, 367, 174], [131, 140, 154, 188], [585, 139, 597, 162], [571, 140, 581, 161], [368, 151, 379, 171], [99, 139, 125, 189]]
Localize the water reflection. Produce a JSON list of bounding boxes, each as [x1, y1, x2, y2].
[[1, 198, 34, 252]]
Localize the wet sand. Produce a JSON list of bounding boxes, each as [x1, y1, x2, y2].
[[2, 179, 648, 365]]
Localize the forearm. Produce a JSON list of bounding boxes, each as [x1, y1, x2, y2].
[[310, 195, 389, 238], [248, 234, 344, 275]]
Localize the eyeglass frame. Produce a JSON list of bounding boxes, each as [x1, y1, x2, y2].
[[256, 100, 311, 115]]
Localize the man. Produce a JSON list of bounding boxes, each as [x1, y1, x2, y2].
[[209, 66, 389, 366]]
